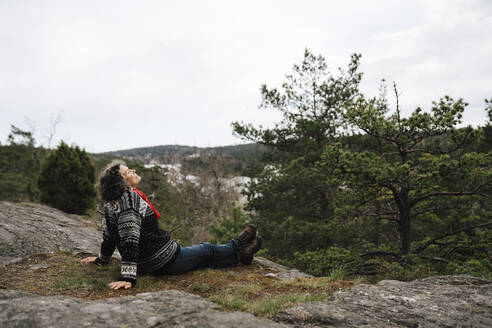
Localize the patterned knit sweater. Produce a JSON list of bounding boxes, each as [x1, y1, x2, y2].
[[97, 190, 180, 287]]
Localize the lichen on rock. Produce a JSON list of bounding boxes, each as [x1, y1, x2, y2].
[[273, 274, 492, 327]]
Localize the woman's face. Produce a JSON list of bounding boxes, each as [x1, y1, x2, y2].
[[119, 164, 141, 187]]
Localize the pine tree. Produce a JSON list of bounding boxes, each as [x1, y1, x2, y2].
[[0, 125, 45, 202], [231, 49, 363, 257], [38, 141, 96, 214]]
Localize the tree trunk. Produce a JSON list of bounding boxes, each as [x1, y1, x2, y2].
[[398, 212, 411, 255], [397, 189, 411, 256], [392, 187, 412, 256]]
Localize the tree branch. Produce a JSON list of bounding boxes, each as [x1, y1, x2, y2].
[[410, 185, 487, 208], [411, 205, 467, 217], [412, 221, 492, 254], [416, 255, 449, 264], [358, 251, 399, 258]]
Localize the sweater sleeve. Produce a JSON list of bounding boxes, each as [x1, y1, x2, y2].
[[97, 219, 116, 264], [117, 206, 142, 287]]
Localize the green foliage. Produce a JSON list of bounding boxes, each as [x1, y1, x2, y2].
[[486, 98, 492, 123], [473, 99, 492, 153], [364, 253, 492, 282], [208, 202, 249, 244], [38, 141, 96, 214], [231, 49, 492, 281], [283, 247, 355, 277], [318, 94, 492, 257], [232, 49, 363, 259], [252, 214, 335, 257], [0, 125, 49, 202], [445, 258, 492, 280]]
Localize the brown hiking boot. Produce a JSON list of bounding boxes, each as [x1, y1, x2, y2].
[[239, 236, 262, 265], [236, 224, 257, 249]]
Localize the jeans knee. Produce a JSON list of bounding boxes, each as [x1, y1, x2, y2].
[[199, 242, 214, 256]]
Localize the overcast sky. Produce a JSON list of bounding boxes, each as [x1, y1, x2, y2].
[[1, 0, 491, 153]]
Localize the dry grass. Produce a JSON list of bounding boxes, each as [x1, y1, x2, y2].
[[0, 251, 364, 317]]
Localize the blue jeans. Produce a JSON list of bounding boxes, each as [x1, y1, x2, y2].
[[151, 239, 241, 275]]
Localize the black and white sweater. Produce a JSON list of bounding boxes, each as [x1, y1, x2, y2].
[[97, 189, 180, 287]]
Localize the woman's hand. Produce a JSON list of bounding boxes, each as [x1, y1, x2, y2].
[[108, 281, 132, 289], [80, 256, 98, 263]]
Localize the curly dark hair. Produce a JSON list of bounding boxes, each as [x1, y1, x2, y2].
[[95, 159, 132, 202]]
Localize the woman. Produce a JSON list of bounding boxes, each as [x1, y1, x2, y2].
[[81, 159, 262, 290]]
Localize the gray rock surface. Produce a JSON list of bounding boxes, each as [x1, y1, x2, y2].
[[0, 288, 288, 328], [0, 201, 121, 263], [254, 256, 314, 281], [273, 274, 492, 327], [1, 201, 491, 327]]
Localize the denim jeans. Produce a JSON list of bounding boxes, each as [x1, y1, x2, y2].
[[150, 239, 241, 275]]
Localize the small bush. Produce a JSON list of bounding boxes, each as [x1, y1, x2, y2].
[[208, 202, 249, 244], [286, 247, 354, 277], [445, 259, 492, 280], [38, 140, 96, 215]]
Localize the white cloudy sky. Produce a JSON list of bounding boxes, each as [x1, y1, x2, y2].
[[1, 0, 491, 153]]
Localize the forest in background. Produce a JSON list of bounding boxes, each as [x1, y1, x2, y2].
[[1, 50, 491, 283]]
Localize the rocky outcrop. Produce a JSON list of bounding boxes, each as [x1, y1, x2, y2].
[[0, 289, 287, 328], [2, 274, 490, 328], [1, 200, 491, 327], [0, 200, 121, 265], [273, 274, 492, 327]]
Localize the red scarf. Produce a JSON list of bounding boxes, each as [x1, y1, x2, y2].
[[131, 187, 161, 219]]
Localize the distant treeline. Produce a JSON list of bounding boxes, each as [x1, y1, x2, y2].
[[96, 143, 269, 178]]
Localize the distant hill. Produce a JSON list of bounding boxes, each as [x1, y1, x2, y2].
[[92, 143, 270, 177], [94, 143, 263, 162]]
